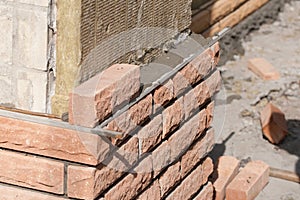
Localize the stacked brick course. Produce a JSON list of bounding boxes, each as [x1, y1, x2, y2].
[[0, 42, 221, 199]]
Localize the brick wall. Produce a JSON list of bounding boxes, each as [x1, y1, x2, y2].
[[0, 0, 52, 112], [0, 39, 221, 199]]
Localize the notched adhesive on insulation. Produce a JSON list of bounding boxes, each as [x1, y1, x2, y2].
[[79, 0, 192, 84]]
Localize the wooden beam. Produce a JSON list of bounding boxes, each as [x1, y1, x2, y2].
[[270, 167, 300, 183], [202, 0, 269, 37], [191, 0, 248, 33]]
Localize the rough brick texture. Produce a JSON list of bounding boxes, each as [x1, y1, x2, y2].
[[106, 94, 152, 138], [226, 160, 270, 200], [172, 46, 218, 97], [162, 98, 184, 138], [166, 157, 214, 200], [67, 165, 123, 199], [213, 156, 240, 200], [194, 182, 214, 200], [159, 161, 181, 196], [105, 158, 153, 200], [153, 80, 174, 107], [137, 180, 161, 200], [168, 109, 207, 161], [138, 114, 163, 154], [70, 64, 140, 128], [0, 151, 64, 194], [181, 128, 215, 177]]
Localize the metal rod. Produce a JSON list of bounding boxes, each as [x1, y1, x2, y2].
[[0, 109, 122, 138], [96, 27, 231, 129]]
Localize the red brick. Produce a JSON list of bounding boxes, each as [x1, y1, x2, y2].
[[162, 99, 184, 138], [137, 180, 161, 200], [69, 64, 140, 127], [0, 116, 111, 165], [189, 48, 214, 81], [193, 182, 214, 200], [0, 151, 64, 194], [183, 87, 199, 120], [67, 165, 123, 199], [172, 70, 190, 97], [166, 157, 214, 200], [210, 42, 221, 66], [213, 156, 240, 200], [106, 94, 152, 137], [168, 109, 207, 161], [260, 103, 288, 144], [159, 161, 181, 196], [105, 158, 153, 200], [0, 184, 66, 200], [111, 137, 139, 170], [248, 58, 280, 80], [153, 79, 174, 107], [152, 141, 172, 177], [194, 70, 221, 106], [181, 129, 215, 177], [226, 160, 270, 200], [138, 114, 163, 154], [206, 101, 215, 127], [172, 48, 215, 97]]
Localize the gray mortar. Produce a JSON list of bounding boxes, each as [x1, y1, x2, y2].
[[218, 0, 286, 65]]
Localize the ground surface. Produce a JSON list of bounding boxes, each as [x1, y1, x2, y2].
[[211, 1, 300, 199]]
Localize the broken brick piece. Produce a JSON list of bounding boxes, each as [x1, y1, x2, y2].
[[226, 160, 270, 200], [248, 58, 280, 80], [213, 156, 240, 200], [260, 103, 288, 144]]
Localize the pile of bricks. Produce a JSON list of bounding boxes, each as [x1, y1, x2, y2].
[[0, 42, 220, 199], [213, 156, 270, 200]]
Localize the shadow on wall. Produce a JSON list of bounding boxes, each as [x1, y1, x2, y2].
[[279, 119, 300, 178]]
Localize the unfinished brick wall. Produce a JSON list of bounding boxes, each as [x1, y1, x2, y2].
[[0, 41, 221, 199], [53, 0, 193, 116]]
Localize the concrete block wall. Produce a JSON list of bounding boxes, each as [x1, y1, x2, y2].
[[0, 42, 221, 199], [0, 0, 50, 112]]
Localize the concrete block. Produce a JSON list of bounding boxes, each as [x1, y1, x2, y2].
[[0, 4, 13, 64], [15, 0, 49, 7], [17, 70, 47, 112], [14, 7, 48, 70]]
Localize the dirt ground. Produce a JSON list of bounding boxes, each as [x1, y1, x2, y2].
[[211, 1, 300, 199]]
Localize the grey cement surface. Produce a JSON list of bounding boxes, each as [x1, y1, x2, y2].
[[211, 1, 300, 199]]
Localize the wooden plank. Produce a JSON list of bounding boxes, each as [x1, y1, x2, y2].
[[270, 167, 300, 183], [191, 0, 248, 33], [202, 0, 269, 37]]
